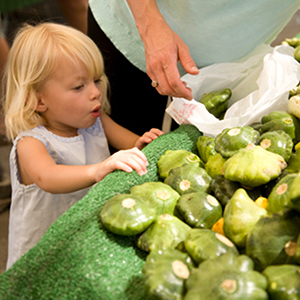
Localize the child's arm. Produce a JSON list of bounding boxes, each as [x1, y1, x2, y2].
[[16, 137, 148, 194], [100, 112, 163, 150]]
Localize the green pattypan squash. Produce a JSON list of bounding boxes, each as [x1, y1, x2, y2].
[[215, 126, 260, 158], [157, 149, 203, 179], [185, 252, 268, 300], [210, 175, 240, 207], [176, 191, 222, 229], [164, 164, 211, 195], [130, 181, 180, 216], [143, 248, 194, 300], [286, 147, 300, 173], [267, 173, 300, 214], [184, 228, 239, 265], [263, 264, 300, 300], [223, 189, 267, 248], [204, 152, 227, 179], [224, 144, 287, 187], [246, 210, 300, 271], [197, 88, 231, 119], [258, 130, 293, 161], [260, 111, 300, 144], [100, 194, 155, 236], [137, 214, 191, 252], [196, 136, 216, 163]]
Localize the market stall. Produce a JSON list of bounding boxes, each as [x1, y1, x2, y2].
[[1, 40, 300, 299]]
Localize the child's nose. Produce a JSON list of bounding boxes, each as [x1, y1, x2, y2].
[[90, 82, 101, 100]]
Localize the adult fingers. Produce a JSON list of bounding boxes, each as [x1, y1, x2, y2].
[[147, 51, 194, 100]]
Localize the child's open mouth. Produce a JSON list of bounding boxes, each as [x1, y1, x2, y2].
[[91, 106, 101, 118]]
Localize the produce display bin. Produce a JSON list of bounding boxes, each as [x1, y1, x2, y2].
[[0, 124, 201, 300]]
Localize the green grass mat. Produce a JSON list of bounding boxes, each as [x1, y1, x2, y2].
[[0, 124, 201, 300]]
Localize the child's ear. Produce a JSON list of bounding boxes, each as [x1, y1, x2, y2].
[[35, 94, 47, 113]]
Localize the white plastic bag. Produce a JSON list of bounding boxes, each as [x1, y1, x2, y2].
[[166, 44, 300, 136]]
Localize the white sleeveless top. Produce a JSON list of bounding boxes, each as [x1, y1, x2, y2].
[[90, 0, 300, 75], [7, 118, 110, 269]]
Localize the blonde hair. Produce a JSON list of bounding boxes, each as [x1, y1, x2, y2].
[[3, 22, 110, 141]]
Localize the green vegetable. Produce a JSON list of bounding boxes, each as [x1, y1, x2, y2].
[[130, 181, 180, 216], [204, 152, 227, 179], [294, 45, 300, 62], [224, 144, 287, 187], [198, 88, 232, 118], [258, 130, 293, 161], [286, 147, 300, 173], [0, 124, 202, 300], [260, 111, 300, 143], [288, 94, 300, 119], [289, 83, 300, 98], [176, 191, 222, 229], [263, 264, 300, 300], [137, 214, 191, 252], [157, 149, 203, 179], [184, 228, 239, 264], [143, 248, 194, 300], [267, 172, 300, 214], [100, 194, 155, 236], [185, 252, 268, 300], [246, 210, 300, 271], [164, 163, 211, 195], [296, 233, 300, 264], [282, 37, 300, 48], [223, 189, 267, 248], [196, 136, 216, 163], [215, 126, 260, 158], [249, 122, 262, 132], [210, 175, 240, 207]]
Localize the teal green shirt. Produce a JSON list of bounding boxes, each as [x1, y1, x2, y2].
[[89, 0, 300, 75]]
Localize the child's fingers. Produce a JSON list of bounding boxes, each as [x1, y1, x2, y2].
[[114, 148, 148, 175], [138, 130, 164, 146], [114, 161, 133, 173], [119, 158, 147, 176], [149, 128, 164, 136], [125, 153, 148, 175], [130, 147, 148, 164], [143, 129, 164, 141]]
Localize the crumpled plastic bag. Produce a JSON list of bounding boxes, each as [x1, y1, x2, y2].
[[166, 44, 300, 136]]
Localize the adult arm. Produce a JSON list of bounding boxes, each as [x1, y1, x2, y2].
[[126, 0, 199, 100], [57, 0, 89, 34]]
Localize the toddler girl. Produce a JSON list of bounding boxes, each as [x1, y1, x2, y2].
[[3, 22, 163, 269]]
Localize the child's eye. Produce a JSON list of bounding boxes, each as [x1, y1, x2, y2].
[[94, 79, 101, 85], [73, 85, 83, 91]]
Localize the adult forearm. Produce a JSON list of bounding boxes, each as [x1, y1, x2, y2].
[[126, 0, 198, 100], [58, 0, 89, 34], [126, 0, 166, 41]]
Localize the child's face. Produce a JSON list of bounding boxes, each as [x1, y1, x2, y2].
[[36, 57, 103, 137]]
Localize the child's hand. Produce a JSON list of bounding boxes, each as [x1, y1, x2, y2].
[[95, 147, 149, 181], [135, 128, 164, 150]]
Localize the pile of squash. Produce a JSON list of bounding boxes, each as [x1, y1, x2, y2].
[[100, 94, 300, 299]]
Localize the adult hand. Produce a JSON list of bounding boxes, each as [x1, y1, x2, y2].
[[127, 0, 199, 100], [145, 21, 199, 100]]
